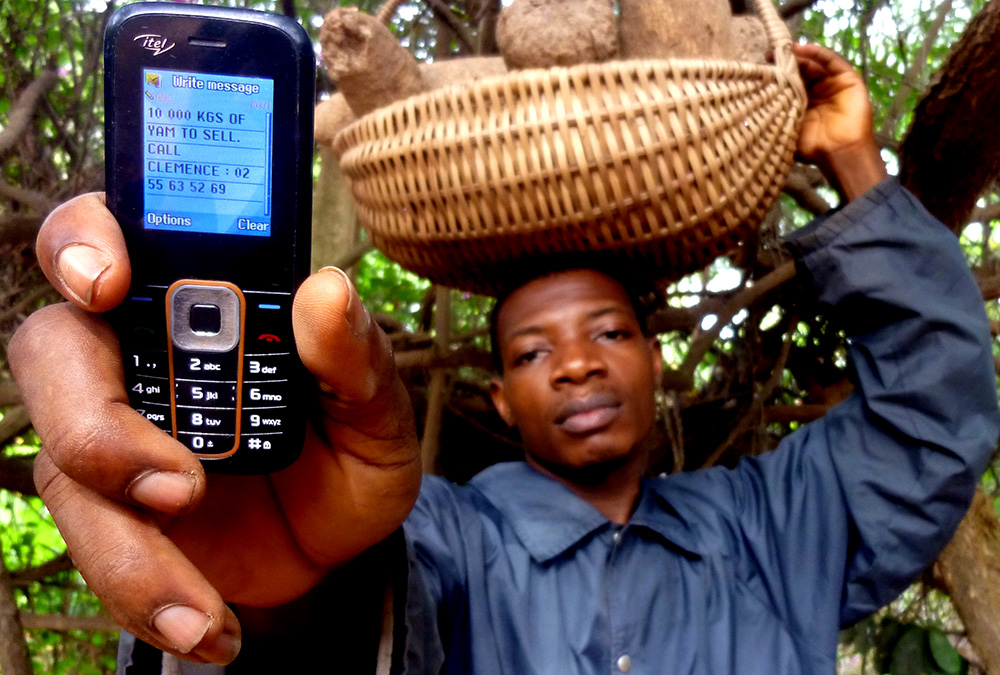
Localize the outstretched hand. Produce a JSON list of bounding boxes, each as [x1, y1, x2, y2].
[[793, 43, 887, 201], [10, 193, 422, 664]]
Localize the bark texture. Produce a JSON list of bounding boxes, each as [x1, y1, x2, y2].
[[0, 541, 32, 675], [900, 0, 1000, 232], [932, 491, 1000, 675], [898, 3, 1000, 670]]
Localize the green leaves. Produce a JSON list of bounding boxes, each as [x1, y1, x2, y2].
[[875, 619, 968, 675]]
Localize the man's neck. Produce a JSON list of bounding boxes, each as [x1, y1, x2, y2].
[[525, 453, 645, 525]]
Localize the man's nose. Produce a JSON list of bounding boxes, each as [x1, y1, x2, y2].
[[550, 340, 607, 385]]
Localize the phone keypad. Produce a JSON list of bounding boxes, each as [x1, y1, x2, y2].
[[235, 292, 299, 459], [118, 285, 306, 471]]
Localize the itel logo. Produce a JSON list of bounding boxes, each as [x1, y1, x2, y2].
[[134, 33, 175, 56]]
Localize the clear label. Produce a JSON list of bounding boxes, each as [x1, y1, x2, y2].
[[142, 69, 274, 237]]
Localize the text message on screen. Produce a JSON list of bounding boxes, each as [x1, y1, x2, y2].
[[142, 69, 274, 237]]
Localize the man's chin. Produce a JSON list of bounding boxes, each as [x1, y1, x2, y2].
[[528, 453, 633, 487]]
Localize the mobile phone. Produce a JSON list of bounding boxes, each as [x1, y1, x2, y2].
[[104, 3, 315, 473]]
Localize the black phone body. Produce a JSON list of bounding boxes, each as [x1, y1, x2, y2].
[[105, 3, 315, 473]]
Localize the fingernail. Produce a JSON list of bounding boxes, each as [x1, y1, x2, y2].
[[127, 471, 197, 513], [55, 244, 112, 306], [152, 605, 213, 654], [193, 626, 242, 665], [319, 266, 370, 336]]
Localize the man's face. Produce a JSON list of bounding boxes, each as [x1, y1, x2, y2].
[[490, 270, 662, 478]]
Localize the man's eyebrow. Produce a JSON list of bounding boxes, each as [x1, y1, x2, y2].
[[586, 306, 629, 321], [505, 305, 631, 341]]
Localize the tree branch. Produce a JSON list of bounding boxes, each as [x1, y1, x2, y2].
[[0, 70, 59, 159], [10, 554, 73, 587], [900, 0, 1000, 231], [0, 541, 33, 675], [0, 180, 58, 214], [0, 283, 56, 326], [677, 262, 797, 389], [784, 167, 832, 216], [0, 213, 44, 249], [0, 452, 37, 498], [779, 0, 821, 19], [18, 612, 119, 633], [0, 406, 31, 447], [878, 0, 954, 139], [427, 0, 476, 54], [0, 381, 23, 408]]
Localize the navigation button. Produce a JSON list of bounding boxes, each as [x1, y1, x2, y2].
[[190, 304, 222, 335]]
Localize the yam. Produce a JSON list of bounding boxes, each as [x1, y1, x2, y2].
[[497, 0, 618, 70], [319, 7, 425, 117], [315, 57, 509, 148], [732, 14, 769, 64], [620, 0, 734, 60]]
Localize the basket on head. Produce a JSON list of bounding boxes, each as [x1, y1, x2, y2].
[[332, 0, 806, 296]]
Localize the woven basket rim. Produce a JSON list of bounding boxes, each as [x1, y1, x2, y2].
[[333, 56, 804, 155]]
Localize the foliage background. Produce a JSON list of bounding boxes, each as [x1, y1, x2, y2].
[[1, 0, 998, 673]]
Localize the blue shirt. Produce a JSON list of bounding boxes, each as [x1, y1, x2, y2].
[[395, 179, 999, 674], [118, 179, 998, 674]]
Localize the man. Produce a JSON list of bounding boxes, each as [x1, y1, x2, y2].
[[10, 44, 999, 673]]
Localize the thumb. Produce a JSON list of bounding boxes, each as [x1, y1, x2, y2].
[[291, 267, 416, 458]]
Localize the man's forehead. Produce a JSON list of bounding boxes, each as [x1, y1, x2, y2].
[[496, 269, 636, 335]]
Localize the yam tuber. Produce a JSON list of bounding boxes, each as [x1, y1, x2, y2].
[[315, 57, 509, 147], [319, 7, 425, 117], [620, 0, 734, 60], [732, 14, 769, 64], [497, 0, 619, 70]]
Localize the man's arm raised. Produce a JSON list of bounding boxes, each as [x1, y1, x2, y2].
[[9, 193, 422, 665]]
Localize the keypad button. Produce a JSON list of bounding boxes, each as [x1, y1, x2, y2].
[[124, 348, 169, 378], [178, 432, 236, 455], [244, 381, 288, 406], [242, 408, 289, 432], [243, 292, 294, 348], [173, 351, 239, 381], [243, 353, 292, 380], [136, 404, 172, 432], [175, 407, 237, 435], [174, 380, 237, 408]]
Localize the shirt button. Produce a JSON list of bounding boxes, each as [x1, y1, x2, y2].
[[612, 529, 623, 544], [617, 654, 632, 672]]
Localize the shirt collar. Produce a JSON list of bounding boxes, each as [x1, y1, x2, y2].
[[470, 462, 706, 563]]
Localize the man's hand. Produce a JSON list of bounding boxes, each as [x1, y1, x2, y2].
[[793, 43, 888, 201], [9, 193, 422, 664]]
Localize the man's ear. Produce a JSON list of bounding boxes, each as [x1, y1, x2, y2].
[[648, 337, 663, 389], [490, 377, 515, 427]]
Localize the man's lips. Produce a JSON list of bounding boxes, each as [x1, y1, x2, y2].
[[555, 393, 622, 434]]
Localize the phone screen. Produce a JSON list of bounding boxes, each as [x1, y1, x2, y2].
[[142, 68, 274, 237]]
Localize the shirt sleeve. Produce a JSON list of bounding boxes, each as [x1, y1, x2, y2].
[[730, 177, 999, 629]]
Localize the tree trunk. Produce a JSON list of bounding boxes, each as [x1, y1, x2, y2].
[[0, 540, 33, 675], [899, 2, 1000, 670], [311, 146, 360, 275], [932, 491, 1000, 675], [900, 0, 1000, 232]]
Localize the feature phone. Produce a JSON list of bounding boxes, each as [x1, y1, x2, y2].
[[104, 3, 315, 473]]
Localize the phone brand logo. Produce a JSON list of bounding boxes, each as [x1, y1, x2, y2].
[[134, 33, 175, 56]]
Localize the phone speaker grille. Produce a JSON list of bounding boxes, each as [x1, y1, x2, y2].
[[188, 38, 227, 49]]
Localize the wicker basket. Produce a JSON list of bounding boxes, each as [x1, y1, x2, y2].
[[332, 0, 806, 295]]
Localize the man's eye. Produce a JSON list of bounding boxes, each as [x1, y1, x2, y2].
[[513, 350, 542, 366], [599, 329, 630, 342]]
